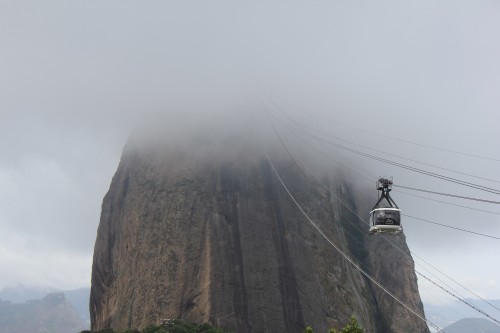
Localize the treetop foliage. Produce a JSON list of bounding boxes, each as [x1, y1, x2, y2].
[[304, 315, 364, 333]]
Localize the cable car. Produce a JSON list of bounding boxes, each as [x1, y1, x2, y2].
[[369, 178, 402, 235]]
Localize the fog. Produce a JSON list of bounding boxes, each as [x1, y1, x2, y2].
[[1, 1, 499, 324]]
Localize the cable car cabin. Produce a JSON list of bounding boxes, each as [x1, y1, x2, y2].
[[369, 208, 402, 234], [369, 178, 402, 235]]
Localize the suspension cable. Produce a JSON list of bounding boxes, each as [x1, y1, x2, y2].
[[394, 190, 500, 216], [279, 123, 500, 318], [257, 140, 443, 332], [265, 107, 500, 196], [291, 135, 500, 214], [268, 106, 500, 184], [262, 91, 500, 163], [393, 185, 500, 204], [303, 130, 500, 196], [284, 135, 500, 314], [262, 104, 500, 317], [416, 271, 500, 326], [403, 214, 500, 240]]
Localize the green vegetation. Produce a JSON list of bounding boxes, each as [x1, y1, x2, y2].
[[80, 319, 232, 333], [83, 316, 363, 333], [304, 315, 364, 333]]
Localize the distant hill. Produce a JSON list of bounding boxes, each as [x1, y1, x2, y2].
[[424, 299, 500, 331], [65, 288, 91, 327], [0, 292, 86, 333], [439, 318, 500, 333], [0, 285, 58, 303], [0, 285, 91, 328]]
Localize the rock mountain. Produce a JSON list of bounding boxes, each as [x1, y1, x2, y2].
[[0, 292, 85, 333], [90, 131, 429, 333]]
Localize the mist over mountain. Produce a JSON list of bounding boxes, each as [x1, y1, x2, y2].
[[0, 292, 85, 333], [90, 122, 429, 333], [0, 285, 91, 329], [0, 285, 58, 303], [65, 287, 91, 328]]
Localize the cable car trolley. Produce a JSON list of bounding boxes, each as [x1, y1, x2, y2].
[[369, 178, 402, 235]]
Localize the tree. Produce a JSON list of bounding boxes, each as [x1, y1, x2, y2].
[[303, 315, 364, 333], [339, 316, 364, 333], [304, 326, 315, 333]]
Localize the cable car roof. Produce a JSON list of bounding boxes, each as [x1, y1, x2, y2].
[[370, 207, 401, 213]]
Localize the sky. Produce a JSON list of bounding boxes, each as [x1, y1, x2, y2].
[[1, 0, 499, 324]]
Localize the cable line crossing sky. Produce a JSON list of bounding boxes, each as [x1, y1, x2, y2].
[[260, 104, 500, 325]]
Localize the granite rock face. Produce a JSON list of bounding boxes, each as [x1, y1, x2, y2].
[[90, 134, 429, 333]]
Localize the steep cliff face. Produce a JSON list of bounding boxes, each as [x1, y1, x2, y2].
[[90, 133, 429, 333]]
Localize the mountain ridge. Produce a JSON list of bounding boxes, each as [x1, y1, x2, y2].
[[439, 318, 500, 333], [0, 292, 85, 333], [0, 285, 91, 328], [424, 299, 500, 330]]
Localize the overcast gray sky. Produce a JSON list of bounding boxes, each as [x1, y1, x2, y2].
[[1, 0, 499, 322]]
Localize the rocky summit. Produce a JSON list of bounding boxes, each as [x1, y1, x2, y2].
[[90, 131, 429, 333]]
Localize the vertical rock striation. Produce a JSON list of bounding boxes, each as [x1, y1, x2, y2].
[[90, 133, 429, 333]]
